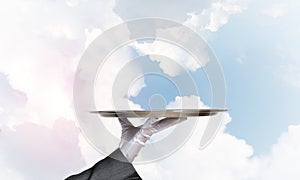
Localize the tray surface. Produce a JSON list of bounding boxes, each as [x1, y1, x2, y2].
[[90, 109, 227, 118]]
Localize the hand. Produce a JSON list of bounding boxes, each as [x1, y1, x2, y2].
[[118, 116, 187, 162]]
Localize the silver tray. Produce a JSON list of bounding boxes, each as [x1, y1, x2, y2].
[[90, 109, 227, 118]]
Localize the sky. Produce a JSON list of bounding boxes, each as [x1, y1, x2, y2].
[[0, 0, 300, 179]]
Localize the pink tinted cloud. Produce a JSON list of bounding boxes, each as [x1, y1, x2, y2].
[[0, 118, 85, 179]]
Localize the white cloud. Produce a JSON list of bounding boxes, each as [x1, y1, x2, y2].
[[84, 28, 103, 49], [122, 0, 251, 78], [75, 134, 105, 172], [92, 44, 146, 135], [128, 77, 146, 98], [117, 0, 251, 76], [135, 95, 258, 179], [93, 45, 145, 110], [0, 0, 127, 179], [262, 3, 288, 18], [132, 40, 207, 76], [134, 96, 300, 180], [185, 0, 249, 32], [0, 0, 123, 127], [256, 125, 300, 180], [166, 95, 206, 109], [0, 118, 85, 180], [114, 0, 249, 33], [114, 0, 212, 22]]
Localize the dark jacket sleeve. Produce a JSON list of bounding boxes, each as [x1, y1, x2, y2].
[[65, 149, 142, 180]]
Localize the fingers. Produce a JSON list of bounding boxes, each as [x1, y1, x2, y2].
[[153, 117, 187, 132], [142, 117, 161, 128], [118, 117, 134, 127], [120, 116, 188, 137]]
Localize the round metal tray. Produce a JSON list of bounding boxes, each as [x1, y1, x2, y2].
[[90, 109, 227, 118]]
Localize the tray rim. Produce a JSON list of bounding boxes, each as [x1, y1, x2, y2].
[[90, 109, 227, 118]]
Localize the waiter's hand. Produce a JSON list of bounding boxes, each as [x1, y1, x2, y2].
[[118, 117, 187, 162]]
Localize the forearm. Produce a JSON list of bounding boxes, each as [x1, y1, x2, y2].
[[66, 149, 141, 180]]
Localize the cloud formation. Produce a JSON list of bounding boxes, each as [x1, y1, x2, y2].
[[132, 41, 205, 77], [0, 118, 85, 180], [185, 0, 250, 32], [1, 0, 300, 179], [0, 0, 125, 178], [135, 96, 300, 180]]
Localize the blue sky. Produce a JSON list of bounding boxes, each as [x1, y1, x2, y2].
[[211, 1, 300, 154], [127, 0, 300, 155]]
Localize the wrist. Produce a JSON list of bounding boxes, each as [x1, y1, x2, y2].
[[119, 128, 154, 162], [120, 141, 144, 162], [134, 128, 153, 144]]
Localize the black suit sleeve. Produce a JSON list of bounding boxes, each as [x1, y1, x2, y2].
[[65, 149, 142, 180]]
